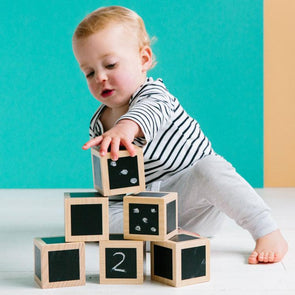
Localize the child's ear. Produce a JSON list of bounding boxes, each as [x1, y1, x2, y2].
[[140, 46, 153, 72]]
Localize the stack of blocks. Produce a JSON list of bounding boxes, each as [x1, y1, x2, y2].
[[34, 145, 210, 288]]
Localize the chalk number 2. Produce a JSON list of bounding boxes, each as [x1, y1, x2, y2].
[[112, 252, 126, 273]]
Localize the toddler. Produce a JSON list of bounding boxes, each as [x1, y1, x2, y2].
[[72, 6, 287, 264]]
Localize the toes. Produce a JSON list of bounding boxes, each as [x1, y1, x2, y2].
[[258, 251, 265, 262], [249, 250, 281, 264], [263, 252, 269, 263], [248, 251, 259, 264], [268, 251, 275, 263], [257, 251, 277, 263]]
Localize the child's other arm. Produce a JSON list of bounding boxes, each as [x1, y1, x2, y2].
[[82, 119, 143, 161]]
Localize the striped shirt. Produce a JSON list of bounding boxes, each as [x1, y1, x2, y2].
[[89, 77, 214, 184]]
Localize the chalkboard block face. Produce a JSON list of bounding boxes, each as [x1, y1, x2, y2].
[[151, 233, 209, 287], [134, 192, 168, 198], [91, 145, 145, 196], [108, 156, 139, 189], [71, 204, 103, 236], [170, 234, 199, 243], [153, 245, 173, 280], [41, 237, 66, 244], [64, 194, 109, 242], [166, 200, 176, 234], [105, 248, 137, 279], [34, 246, 41, 281], [124, 191, 178, 241], [92, 155, 102, 189], [69, 192, 103, 198], [109, 195, 124, 201], [181, 246, 206, 280], [129, 203, 159, 235], [33, 238, 86, 289], [48, 249, 80, 282], [109, 234, 125, 240], [99, 239, 144, 284]]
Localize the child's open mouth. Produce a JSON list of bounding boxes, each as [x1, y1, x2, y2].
[[101, 89, 114, 98]]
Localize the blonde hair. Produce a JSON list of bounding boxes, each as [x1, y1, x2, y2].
[[73, 6, 156, 67]]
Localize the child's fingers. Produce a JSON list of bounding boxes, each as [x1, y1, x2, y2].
[[99, 136, 112, 157], [110, 138, 120, 161], [82, 136, 103, 150], [82, 135, 135, 161], [122, 140, 136, 157]]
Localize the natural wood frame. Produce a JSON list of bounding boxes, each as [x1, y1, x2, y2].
[[150, 233, 210, 287], [34, 237, 85, 289], [123, 191, 178, 241], [99, 239, 144, 284], [91, 145, 145, 196], [64, 192, 109, 242]]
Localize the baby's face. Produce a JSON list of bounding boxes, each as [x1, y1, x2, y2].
[[73, 24, 151, 109]]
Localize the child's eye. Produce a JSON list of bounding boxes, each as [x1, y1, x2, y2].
[[106, 63, 117, 69], [86, 71, 94, 78]]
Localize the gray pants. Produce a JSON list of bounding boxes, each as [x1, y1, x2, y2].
[[109, 154, 278, 240]]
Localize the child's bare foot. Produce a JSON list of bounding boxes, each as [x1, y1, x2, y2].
[[248, 229, 288, 264]]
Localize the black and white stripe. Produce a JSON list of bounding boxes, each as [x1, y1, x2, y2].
[[89, 77, 213, 184]]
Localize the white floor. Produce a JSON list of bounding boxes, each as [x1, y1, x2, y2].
[[0, 188, 294, 295]]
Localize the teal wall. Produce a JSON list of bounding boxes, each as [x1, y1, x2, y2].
[[0, 0, 263, 188]]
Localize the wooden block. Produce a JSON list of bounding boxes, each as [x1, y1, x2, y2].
[[34, 236, 85, 289], [151, 232, 210, 287], [99, 234, 145, 284], [91, 145, 145, 196], [123, 191, 178, 241], [64, 192, 109, 242]]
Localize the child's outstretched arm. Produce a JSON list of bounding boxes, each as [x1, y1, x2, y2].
[[82, 119, 143, 161]]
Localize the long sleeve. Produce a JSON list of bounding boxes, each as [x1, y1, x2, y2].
[[117, 78, 176, 143]]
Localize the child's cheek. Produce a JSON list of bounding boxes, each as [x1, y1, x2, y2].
[[115, 71, 128, 84], [88, 81, 99, 99], [116, 71, 137, 89]]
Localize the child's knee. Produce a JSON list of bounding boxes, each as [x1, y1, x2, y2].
[[191, 154, 235, 185]]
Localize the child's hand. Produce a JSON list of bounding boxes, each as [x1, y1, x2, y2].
[[82, 119, 143, 161]]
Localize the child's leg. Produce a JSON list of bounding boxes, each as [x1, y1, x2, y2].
[[109, 201, 124, 234], [159, 154, 288, 264], [148, 171, 227, 238]]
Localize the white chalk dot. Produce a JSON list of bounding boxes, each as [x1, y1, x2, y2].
[[120, 169, 128, 175], [130, 178, 138, 184], [110, 161, 117, 167]]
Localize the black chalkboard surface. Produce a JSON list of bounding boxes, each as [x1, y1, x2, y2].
[[153, 245, 173, 280], [108, 156, 139, 189], [166, 200, 176, 234], [181, 246, 206, 280], [134, 192, 168, 197], [170, 234, 199, 242], [34, 246, 41, 281], [105, 248, 137, 279], [129, 203, 159, 235], [69, 192, 103, 198], [71, 204, 103, 236], [41, 237, 66, 244], [109, 234, 124, 240], [92, 155, 102, 188], [48, 249, 80, 282]]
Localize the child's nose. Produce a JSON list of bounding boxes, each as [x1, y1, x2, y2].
[[95, 71, 108, 83]]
